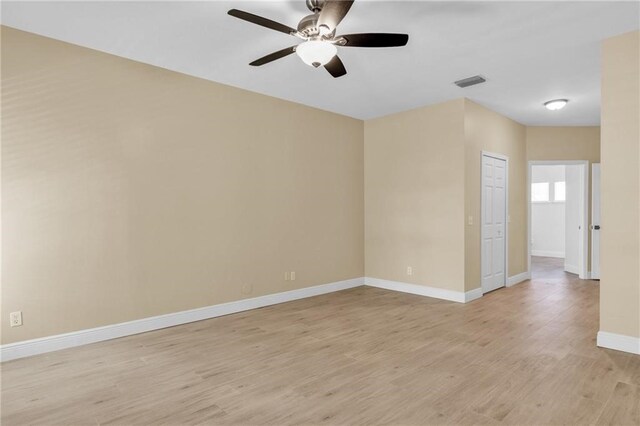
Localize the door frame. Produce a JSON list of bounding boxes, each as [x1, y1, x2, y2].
[[481, 151, 509, 294], [591, 163, 601, 280], [527, 160, 589, 279]]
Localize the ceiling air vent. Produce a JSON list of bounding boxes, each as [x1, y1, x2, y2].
[[454, 75, 486, 88]]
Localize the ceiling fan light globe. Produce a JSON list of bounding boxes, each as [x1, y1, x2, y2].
[[296, 40, 337, 67]]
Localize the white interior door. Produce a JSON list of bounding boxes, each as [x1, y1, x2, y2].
[[564, 164, 587, 277], [482, 155, 507, 294], [591, 163, 601, 279], [565, 165, 582, 274]]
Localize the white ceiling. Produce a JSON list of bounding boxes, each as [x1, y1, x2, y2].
[[2, 1, 638, 125]]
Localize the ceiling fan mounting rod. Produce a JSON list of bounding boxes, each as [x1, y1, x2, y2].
[[306, 0, 325, 13]]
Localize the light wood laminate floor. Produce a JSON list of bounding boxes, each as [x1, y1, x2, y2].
[[2, 258, 639, 425]]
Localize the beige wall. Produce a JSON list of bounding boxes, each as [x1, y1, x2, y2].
[[1, 27, 365, 344], [364, 100, 466, 291], [526, 127, 601, 163], [464, 100, 527, 291], [600, 31, 640, 338], [526, 126, 601, 273], [364, 98, 528, 293]]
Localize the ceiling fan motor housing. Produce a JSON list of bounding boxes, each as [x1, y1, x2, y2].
[[297, 14, 320, 37], [297, 13, 334, 39]]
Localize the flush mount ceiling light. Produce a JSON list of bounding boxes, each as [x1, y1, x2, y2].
[[544, 99, 569, 111], [295, 40, 337, 68]]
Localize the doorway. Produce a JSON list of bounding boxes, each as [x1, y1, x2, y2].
[[528, 161, 589, 279], [481, 152, 508, 294]]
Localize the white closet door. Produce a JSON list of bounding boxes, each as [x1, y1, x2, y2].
[[482, 155, 507, 293]]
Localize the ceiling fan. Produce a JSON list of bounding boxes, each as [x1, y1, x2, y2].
[[228, 0, 409, 78]]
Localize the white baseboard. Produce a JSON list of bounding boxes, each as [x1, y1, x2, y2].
[[464, 287, 484, 303], [531, 250, 565, 258], [364, 277, 481, 304], [597, 331, 640, 355], [507, 271, 531, 287], [565, 264, 579, 275], [0, 277, 364, 362]]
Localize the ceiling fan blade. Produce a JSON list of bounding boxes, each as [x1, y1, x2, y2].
[[324, 55, 347, 78], [317, 0, 355, 32], [250, 46, 296, 66], [228, 9, 296, 36], [340, 33, 409, 47]]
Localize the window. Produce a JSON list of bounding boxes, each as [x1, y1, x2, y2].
[[531, 182, 550, 202], [554, 181, 566, 202]]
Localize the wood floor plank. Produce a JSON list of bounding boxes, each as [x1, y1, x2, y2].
[[596, 382, 640, 425]]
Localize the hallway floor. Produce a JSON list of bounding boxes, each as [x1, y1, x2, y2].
[[531, 255, 576, 280]]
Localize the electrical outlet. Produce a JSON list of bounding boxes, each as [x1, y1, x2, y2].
[[10, 311, 22, 327], [407, 266, 413, 276], [284, 272, 290, 281], [290, 271, 296, 281]]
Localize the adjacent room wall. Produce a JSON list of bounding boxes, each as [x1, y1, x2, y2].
[[531, 165, 566, 258], [1, 27, 365, 344], [600, 30, 639, 340], [364, 100, 466, 292], [464, 100, 527, 291]]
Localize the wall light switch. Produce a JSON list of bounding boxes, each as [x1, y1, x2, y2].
[[285, 272, 290, 281], [290, 271, 296, 281], [468, 216, 473, 225], [10, 311, 22, 327]]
